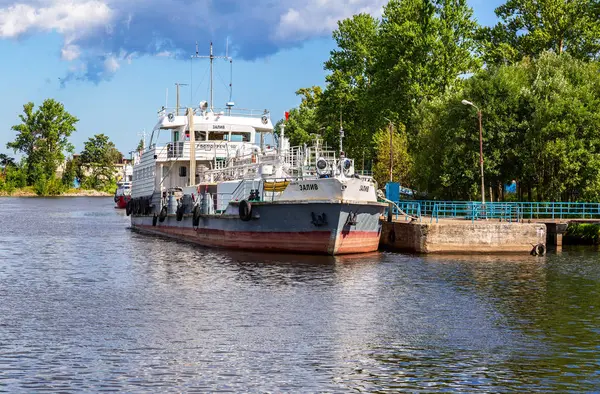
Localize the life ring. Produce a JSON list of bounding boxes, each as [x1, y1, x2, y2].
[[531, 243, 546, 256], [152, 214, 158, 227], [158, 206, 168, 222], [176, 205, 184, 221], [192, 205, 201, 227], [239, 200, 252, 221], [125, 200, 132, 216]]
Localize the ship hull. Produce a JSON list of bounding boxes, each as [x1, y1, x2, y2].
[[115, 195, 130, 209], [131, 201, 384, 255]]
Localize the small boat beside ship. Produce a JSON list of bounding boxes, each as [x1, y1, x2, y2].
[[126, 44, 385, 255], [114, 181, 132, 209]]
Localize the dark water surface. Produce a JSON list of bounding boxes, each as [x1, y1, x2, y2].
[[1, 197, 599, 392]]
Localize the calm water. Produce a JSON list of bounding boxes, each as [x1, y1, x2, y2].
[[1, 197, 599, 392]]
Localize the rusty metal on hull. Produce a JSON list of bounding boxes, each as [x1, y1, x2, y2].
[[131, 202, 384, 255]]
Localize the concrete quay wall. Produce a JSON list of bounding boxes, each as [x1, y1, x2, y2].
[[381, 220, 546, 254]]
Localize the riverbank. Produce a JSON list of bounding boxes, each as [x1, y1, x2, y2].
[[0, 187, 112, 197]]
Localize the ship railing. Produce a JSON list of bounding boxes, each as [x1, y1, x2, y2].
[[157, 106, 270, 119]]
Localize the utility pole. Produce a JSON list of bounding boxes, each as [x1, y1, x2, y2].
[[479, 109, 485, 205], [175, 83, 188, 116], [462, 100, 485, 204]]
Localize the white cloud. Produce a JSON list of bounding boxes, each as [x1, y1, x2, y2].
[[274, 0, 386, 42], [61, 43, 80, 60], [0, 0, 386, 82], [0, 1, 113, 38], [103, 55, 119, 73]]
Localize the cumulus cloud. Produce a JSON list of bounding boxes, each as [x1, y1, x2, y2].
[[0, 0, 386, 83]]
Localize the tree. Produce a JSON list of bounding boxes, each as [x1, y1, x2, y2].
[[372, 123, 412, 188], [7, 99, 78, 184], [79, 134, 122, 191], [372, 0, 480, 129], [0, 153, 15, 174], [479, 0, 600, 64], [412, 52, 600, 201], [276, 87, 323, 146]]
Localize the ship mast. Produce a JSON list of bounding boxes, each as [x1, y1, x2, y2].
[[191, 42, 232, 112]]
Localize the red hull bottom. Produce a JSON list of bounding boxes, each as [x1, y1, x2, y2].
[[134, 225, 380, 255]]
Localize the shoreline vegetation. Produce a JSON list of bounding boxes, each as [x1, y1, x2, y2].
[[1, 100, 125, 198], [0, 187, 112, 197]]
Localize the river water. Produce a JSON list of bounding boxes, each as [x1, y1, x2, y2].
[[0, 197, 599, 392]]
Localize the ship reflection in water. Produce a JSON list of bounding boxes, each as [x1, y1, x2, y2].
[[1, 197, 599, 392]]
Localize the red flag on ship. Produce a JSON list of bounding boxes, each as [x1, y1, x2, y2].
[[285, 111, 290, 121]]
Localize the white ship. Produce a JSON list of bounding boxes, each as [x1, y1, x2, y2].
[[128, 45, 385, 255]]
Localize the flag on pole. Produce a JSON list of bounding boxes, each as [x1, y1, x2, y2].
[[285, 111, 290, 121]]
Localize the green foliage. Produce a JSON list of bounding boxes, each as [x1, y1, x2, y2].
[[79, 134, 122, 191], [7, 99, 78, 185], [412, 52, 600, 201], [279, 0, 481, 169], [565, 223, 600, 245], [0, 153, 16, 169], [0, 163, 28, 194], [275, 87, 323, 146], [61, 156, 78, 188], [479, 0, 600, 64], [372, 123, 412, 187]]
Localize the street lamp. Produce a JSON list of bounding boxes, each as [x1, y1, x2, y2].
[[461, 99, 485, 204], [383, 117, 394, 183]]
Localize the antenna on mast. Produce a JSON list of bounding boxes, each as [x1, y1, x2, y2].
[[175, 82, 188, 116], [190, 41, 233, 112]]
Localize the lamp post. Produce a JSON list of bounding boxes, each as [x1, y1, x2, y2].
[[461, 100, 485, 205], [383, 118, 394, 183]]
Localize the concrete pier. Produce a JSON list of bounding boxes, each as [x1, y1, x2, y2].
[[380, 219, 546, 254]]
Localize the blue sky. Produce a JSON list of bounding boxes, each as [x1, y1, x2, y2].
[[0, 0, 504, 157]]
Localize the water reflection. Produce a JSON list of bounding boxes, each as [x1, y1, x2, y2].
[[1, 198, 600, 391]]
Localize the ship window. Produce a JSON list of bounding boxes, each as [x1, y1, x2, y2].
[[209, 132, 226, 141], [179, 166, 187, 177], [230, 132, 250, 142], [195, 131, 206, 141], [174, 131, 180, 142]]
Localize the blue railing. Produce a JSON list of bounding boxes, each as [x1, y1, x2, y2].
[[386, 200, 600, 223], [390, 201, 422, 222]]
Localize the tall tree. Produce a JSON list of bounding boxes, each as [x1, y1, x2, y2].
[[7, 99, 78, 183], [319, 13, 380, 160], [479, 0, 600, 64], [80, 134, 122, 190], [372, 0, 480, 129]]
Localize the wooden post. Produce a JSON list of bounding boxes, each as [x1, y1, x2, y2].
[[188, 108, 196, 186]]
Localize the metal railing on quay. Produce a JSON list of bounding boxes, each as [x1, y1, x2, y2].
[[388, 200, 600, 223]]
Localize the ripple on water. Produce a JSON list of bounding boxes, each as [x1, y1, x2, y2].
[[1, 197, 600, 392]]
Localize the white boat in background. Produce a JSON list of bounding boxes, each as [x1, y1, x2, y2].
[[127, 44, 385, 255]]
